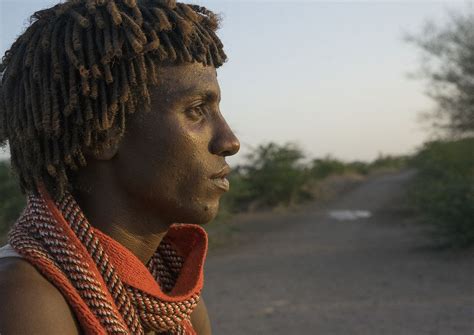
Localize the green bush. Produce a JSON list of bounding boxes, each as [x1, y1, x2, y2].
[[308, 154, 408, 180], [218, 167, 255, 214], [370, 154, 408, 171], [409, 138, 474, 248], [218, 144, 409, 216], [0, 161, 25, 243], [233, 142, 312, 209], [310, 156, 347, 180], [346, 161, 371, 175]]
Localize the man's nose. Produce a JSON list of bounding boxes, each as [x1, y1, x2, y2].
[[210, 115, 240, 157]]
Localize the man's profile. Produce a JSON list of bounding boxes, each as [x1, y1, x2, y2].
[[0, 0, 240, 334]]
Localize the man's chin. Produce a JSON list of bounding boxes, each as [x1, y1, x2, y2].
[[194, 205, 219, 225], [174, 202, 219, 225]]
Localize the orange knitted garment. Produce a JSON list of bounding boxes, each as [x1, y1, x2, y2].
[[8, 188, 208, 334]]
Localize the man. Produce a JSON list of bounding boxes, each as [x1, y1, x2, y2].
[[0, 0, 240, 334]]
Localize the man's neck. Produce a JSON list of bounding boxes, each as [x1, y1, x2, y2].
[[72, 178, 170, 265]]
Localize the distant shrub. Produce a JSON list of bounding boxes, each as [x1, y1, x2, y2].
[[370, 154, 408, 171], [218, 167, 254, 213], [217, 144, 409, 216], [409, 138, 474, 248], [345, 161, 370, 175], [309, 156, 347, 180], [230, 142, 312, 210], [0, 161, 25, 243]]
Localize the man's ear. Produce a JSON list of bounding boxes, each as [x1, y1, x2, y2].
[[83, 129, 122, 161]]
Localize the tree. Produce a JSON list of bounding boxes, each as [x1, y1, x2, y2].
[[240, 142, 310, 208], [407, 6, 474, 136]]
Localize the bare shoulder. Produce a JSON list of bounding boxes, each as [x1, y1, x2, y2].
[[190, 297, 212, 335], [0, 257, 81, 335]]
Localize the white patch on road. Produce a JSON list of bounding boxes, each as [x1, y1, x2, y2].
[[328, 210, 372, 221], [256, 299, 290, 316]]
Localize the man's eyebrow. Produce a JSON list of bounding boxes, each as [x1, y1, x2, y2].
[[180, 88, 220, 102]]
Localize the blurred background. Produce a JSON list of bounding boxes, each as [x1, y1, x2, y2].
[[1, 1, 473, 334]]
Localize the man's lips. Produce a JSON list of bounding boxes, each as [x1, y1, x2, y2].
[[210, 165, 231, 191], [210, 165, 231, 179], [210, 177, 230, 191]]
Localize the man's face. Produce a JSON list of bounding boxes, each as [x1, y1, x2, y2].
[[114, 62, 240, 226]]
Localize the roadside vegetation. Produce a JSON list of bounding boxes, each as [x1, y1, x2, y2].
[[406, 5, 474, 249], [0, 161, 25, 244], [408, 138, 474, 248], [213, 142, 407, 224]]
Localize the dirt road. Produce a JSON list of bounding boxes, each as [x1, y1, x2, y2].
[[203, 171, 474, 335]]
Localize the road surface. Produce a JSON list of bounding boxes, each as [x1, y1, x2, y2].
[[203, 171, 474, 335]]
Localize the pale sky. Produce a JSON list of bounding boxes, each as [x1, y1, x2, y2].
[[0, 0, 468, 165]]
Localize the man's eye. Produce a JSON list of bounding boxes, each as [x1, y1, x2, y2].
[[186, 106, 206, 121]]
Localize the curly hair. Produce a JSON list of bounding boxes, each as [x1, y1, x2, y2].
[[0, 0, 226, 198]]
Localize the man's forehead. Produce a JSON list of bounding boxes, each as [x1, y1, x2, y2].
[[154, 63, 220, 97]]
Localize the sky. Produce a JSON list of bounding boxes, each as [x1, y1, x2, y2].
[[0, 0, 468, 165]]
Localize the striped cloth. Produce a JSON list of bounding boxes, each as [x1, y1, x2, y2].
[[7, 187, 208, 334]]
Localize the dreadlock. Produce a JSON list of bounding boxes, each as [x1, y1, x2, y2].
[[0, 0, 227, 198]]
